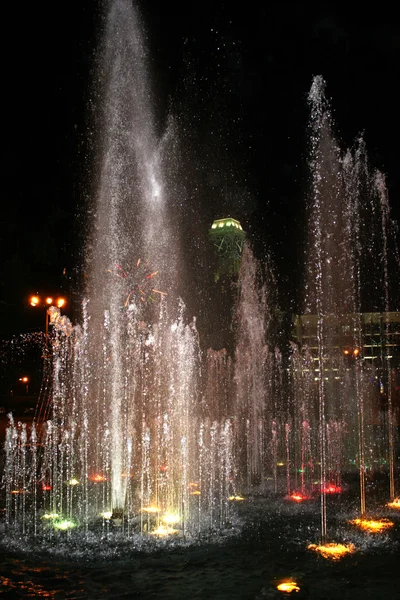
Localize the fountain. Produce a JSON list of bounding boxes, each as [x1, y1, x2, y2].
[[1, 0, 399, 559]]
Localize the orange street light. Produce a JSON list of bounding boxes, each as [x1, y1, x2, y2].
[[28, 295, 67, 337], [30, 295, 40, 307], [19, 376, 29, 393]]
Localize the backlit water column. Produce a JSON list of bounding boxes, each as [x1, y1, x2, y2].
[[306, 76, 362, 540], [86, 0, 180, 511]]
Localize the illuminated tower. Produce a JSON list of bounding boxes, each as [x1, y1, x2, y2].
[[209, 217, 246, 281]]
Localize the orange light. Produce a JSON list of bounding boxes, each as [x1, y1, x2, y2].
[[45, 297, 53, 305], [387, 498, 400, 509], [343, 349, 349, 355], [277, 581, 300, 593], [56, 298, 66, 308], [349, 518, 394, 532], [289, 492, 309, 502], [89, 474, 106, 482], [30, 295, 40, 307], [141, 506, 160, 513], [353, 348, 359, 356], [19, 376, 29, 383], [308, 542, 356, 560]]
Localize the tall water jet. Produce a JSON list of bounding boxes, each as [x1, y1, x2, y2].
[[301, 76, 399, 541], [2, 0, 235, 541], [87, 0, 179, 511]]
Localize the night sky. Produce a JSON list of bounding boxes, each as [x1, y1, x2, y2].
[[1, 0, 399, 341]]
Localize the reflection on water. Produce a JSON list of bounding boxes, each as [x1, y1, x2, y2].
[[1, 506, 399, 599]]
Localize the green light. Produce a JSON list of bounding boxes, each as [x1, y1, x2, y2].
[[41, 512, 59, 520], [53, 519, 77, 531]]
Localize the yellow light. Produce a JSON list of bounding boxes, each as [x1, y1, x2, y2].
[[308, 542, 356, 560], [387, 498, 400, 509], [100, 511, 113, 519], [353, 348, 359, 356], [19, 376, 29, 383], [68, 478, 79, 486], [228, 495, 245, 501], [162, 512, 180, 525], [150, 525, 179, 536], [190, 490, 201, 496], [45, 297, 53, 305], [41, 513, 59, 520], [56, 298, 66, 308], [277, 461, 285, 467], [30, 295, 40, 307], [349, 518, 394, 532], [343, 349, 349, 355], [277, 581, 300, 593], [142, 506, 160, 513]]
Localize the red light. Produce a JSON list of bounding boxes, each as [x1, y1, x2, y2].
[[42, 484, 51, 491], [322, 483, 341, 494]]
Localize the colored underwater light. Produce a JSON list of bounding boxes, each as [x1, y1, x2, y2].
[[308, 542, 356, 560], [41, 513, 59, 520], [89, 474, 106, 482], [322, 483, 342, 494], [53, 519, 77, 531], [387, 498, 400, 509], [289, 492, 309, 502], [68, 478, 79, 486], [349, 518, 394, 532], [228, 495, 245, 501], [141, 506, 160, 513], [150, 525, 178, 536], [41, 484, 51, 491], [277, 581, 300, 593], [162, 512, 180, 525], [100, 511, 113, 519]]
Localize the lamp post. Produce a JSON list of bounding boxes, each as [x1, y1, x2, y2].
[[19, 376, 29, 394], [29, 295, 67, 338]]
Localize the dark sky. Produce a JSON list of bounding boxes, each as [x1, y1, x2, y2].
[[1, 0, 399, 337]]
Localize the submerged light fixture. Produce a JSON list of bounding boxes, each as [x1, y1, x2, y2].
[[349, 518, 394, 533], [308, 542, 356, 560]]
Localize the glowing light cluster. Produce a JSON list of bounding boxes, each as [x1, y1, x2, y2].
[[322, 483, 342, 494], [89, 474, 106, 482], [162, 512, 180, 525], [53, 519, 77, 531], [288, 492, 310, 502], [100, 511, 113, 519], [308, 542, 356, 560], [141, 506, 160, 513], [150, 525, 178, 536], [387, 498, 400, 509], [228, 495, 245, 501], [349, 518, 394, 532], [277, 581, 300, 593]]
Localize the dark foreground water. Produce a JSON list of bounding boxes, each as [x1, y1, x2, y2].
[[1, 498, 399, 599]]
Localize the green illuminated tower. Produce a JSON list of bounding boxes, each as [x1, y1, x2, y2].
[[209, 217, 246, 281]]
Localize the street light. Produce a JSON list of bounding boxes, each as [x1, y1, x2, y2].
[[28, 295, 67, 336], [19, 376, 29, 394]]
